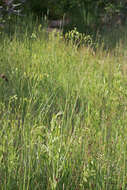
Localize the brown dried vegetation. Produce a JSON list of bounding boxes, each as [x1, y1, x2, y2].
[[0, 74, 8, 82]]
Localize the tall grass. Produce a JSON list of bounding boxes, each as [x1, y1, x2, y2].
[[1, 17, 127, 189]]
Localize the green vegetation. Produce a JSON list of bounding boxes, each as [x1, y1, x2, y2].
[[1, 17, 127, 190], [26, 0, 127, 31], [1, 0, 127, 34]]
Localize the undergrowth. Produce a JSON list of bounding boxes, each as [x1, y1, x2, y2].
[[0, 18, 127, 190]]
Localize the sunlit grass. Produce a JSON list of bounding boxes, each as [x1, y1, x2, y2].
[[0, 18, 127, 189]]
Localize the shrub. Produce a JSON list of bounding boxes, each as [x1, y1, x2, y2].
[[0, 0, 26, 24], [65, 27, 93, 47]]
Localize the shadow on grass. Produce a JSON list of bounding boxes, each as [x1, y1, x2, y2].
[[64, 21, 127, 53], [1, 13, 127, 54]]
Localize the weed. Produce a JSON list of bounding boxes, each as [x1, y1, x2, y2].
[[0, 16, 127, 190]]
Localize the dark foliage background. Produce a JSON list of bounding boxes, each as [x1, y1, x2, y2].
[[0, 0, 26, 24], [22, 0, 127, 31], [1, 0, 127, 32]]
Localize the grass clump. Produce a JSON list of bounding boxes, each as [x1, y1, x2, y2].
[[1, 18, 127, 190]]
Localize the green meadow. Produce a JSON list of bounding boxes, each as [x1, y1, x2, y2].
[[1, 18, 127, 189]]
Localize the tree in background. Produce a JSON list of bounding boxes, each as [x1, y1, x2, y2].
[[25, 0, 127, 25], [1, 0, 126, 31], [0, 0, 26, 24]]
